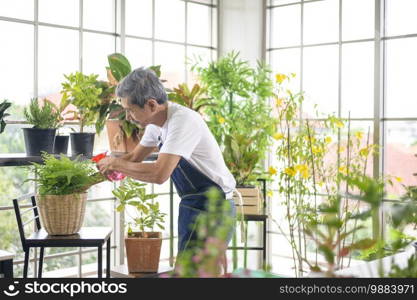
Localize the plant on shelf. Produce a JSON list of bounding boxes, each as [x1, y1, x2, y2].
[[0, 99, 12, 134], [22, 98, 60, 156], [61, 72, 102, 157], [28, 153, 106, 235], [168, 83, 214, 114], [112, 177, 166, 272]]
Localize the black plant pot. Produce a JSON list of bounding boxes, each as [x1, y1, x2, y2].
[[23, 128, 56, 156], [70, 132, 95, 158], [53, 135, 69, 155]]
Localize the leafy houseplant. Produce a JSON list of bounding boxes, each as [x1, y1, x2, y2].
[[61, 72, 102, 157], [29, 153, 105, 235], [22, 98, 60, 156], [112, 177, 166, 272], [168, 83, 214, 114], [0, 99, 12, 134]]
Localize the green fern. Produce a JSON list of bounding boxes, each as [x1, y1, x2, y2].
[[23, 98, 60, 129]]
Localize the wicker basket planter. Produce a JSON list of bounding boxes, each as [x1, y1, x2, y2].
[[36, 193, 87, 235], [125, 232, 162, 273]]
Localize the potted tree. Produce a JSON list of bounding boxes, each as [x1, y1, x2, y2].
[[29, 153, 106, 235], [0, 99, 12, 134], [112, 177, 166, 273], [192, 51, 276, 215], [61, 72, 102, 158], [22, 98, 60, 156]]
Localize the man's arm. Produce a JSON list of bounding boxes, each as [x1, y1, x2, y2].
[[109, 153, 180, 184], [119, 143, 155, 162]]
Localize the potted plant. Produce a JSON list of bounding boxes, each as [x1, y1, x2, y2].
[[192, 51, 276, 214], [168, 83, 214, 114], [112, 177, 166, 272], [61, 72, 102, 157], [0, 99, 12, 134], [29, 153, 106, 235], [22, 98, 60, 156]]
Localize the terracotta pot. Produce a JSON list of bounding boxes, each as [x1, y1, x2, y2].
[[36, 193, 87, 235], [106, 120, 141, 153], [125, 232, 162, 273]]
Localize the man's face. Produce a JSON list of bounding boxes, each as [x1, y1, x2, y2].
[[121, 98, 155, 128]]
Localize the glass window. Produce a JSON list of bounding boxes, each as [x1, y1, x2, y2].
[[83, 32, 116, 80], [0, 0, 34, 20], [303, 0, 339, 45], [385, 0, 417, 37], [341, 42, 374, 118], [124, 38, 153, 70], [270, 0, 299, 5], [83, 0, 115, 32], [155, 0, 185, 43], [0, 21, 34, 106], [186, 46, 211, 85], [38, 0, 79, 27], [270, 48, 301, 92], [303, 45, 339, 116], [187, 3, 211, 46], [154, 42, 185, 88], [270, 5, 301, 48], [342, 0, 374, 41], [38, 26, 79, 98], [125, 0, 153, 38], [385, 38, 417, 118]]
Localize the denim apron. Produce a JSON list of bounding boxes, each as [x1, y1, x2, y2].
[[158, 137, 236, 253]]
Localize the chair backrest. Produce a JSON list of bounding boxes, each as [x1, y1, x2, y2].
[[12, 193, 41, 250]]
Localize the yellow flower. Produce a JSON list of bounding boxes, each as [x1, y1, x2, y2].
[[325, 136, 332, 144], [318, 181, 324, 187], [354, 131, 364, 140], [339, 165, 348, 174], [395, 176, 403, 183], [291, 73, 296, 78], [304, 136, 316, 143], [268, 166, 277, 176], [312, 146, 322, 154], [338, 146, 346, 153], [267, 190, 273, 197], [284, 167, 297, 177], [295, 164, 309, 179], [218, 117, 225, 124], [275, 73, 287, 84], [335, 120, 345, 128], [275, 98, 284, 107], [273, 133, 285, 141], [359, 147, 369, 157]]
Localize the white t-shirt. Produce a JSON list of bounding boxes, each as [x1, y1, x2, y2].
[[140, 102, 236, 198]]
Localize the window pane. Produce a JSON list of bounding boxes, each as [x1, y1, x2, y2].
[[342, 0, 374, 41], [39, 0, 79, 27], [155, 0, 185, 43], [125, 38, 153, 69], [83, 33, 115, 80], [303, 0, 338, 45], [0, 0, 34, 20], [270, 48, 301, 92], [187, 46, 211, 85], [270, 5, 301, 48], [384, 121, 417, 199], [38, 26, 79, 98], [125, 0, 152, 38], [341, 42, 374, 118], [187, 3, 211, 46], [270, 0, 299, 5], [303, 45, 339, 116], [155, 42, 185, 89], [0, 21, 34, 106], [385, 0, 417, 37], [385, 38, 417, 118], [83, 0, 115, 32]]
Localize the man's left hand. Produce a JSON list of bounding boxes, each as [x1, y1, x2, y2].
[[97, 157, 118, 175]]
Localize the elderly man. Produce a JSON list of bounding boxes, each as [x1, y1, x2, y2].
[[97, 67, 236, 260]]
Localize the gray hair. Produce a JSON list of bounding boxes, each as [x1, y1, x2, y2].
[[116, 67, 167, 107]]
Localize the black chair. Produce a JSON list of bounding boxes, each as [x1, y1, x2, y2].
[[12, 193, 112, 278]]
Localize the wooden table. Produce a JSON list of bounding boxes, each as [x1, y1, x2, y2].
[[0, 250, 15, 278], [110, 263, 173, 278]]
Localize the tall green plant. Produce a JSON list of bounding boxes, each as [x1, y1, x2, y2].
[[61, 72, 102, 133], [0, 99, 12, 134], [23, 98, 60, 129], [168, 83, 214, 113], [192, 51, 276, 185], [112, 177, 166, 235]]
